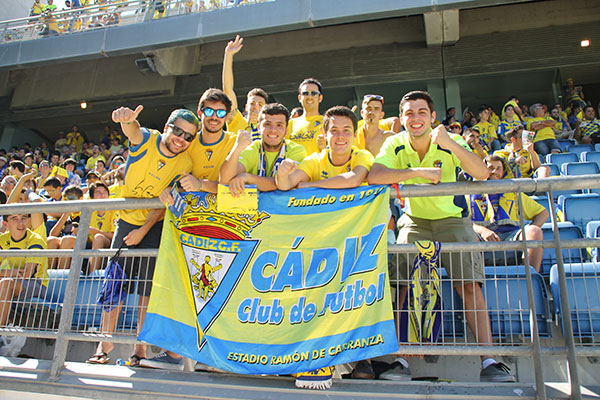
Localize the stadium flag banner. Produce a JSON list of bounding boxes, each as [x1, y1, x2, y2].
[[139, 185, 398, 375]]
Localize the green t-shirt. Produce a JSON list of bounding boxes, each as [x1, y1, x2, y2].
[[374, 132, 471, 220], [239, 140, 306, 176]]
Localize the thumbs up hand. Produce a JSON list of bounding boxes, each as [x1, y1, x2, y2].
[[112, 105, 143, 124], [179, 170, 202, 192]]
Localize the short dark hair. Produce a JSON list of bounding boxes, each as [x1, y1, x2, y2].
[[258, 103, 290, 126], [584, 105, 595, 113], [478, 105, 488, 115], [63, 185, 83, 199], [50, 150, 61, 159], [89, 182, 109, 198], [247, 88, 268, 103], [95, 159, 106, 168], [63, 158, 77, 168], [10, 160, 25, 173], [505, 127, 523, 141], [198, 88, 232, 114], [323, 106, 358, 133], [290, 107, 303, 118], [399, 91, 435, 113], [298, 78, 323, 94], [43, 177, 62, 189]]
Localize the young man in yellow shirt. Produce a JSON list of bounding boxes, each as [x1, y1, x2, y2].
[[276, 106, 373, 389], [287, 78, 326, 156], [474, 106, 500, 151], [494, 127, 549, 178], [183, 88, 237, 194], [88, 105, 197, 370], [222, 35, 268, 141], [368, 90, 515, 383], [220, 103, 306, 196], [277, 106, 373, 192], [0, 214, 48, 330]]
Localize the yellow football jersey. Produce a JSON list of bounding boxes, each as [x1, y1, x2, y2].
[[298, 147, 374, 182], [89, 210, 116, 242], [187, 130, 237, 181], [287, 115, 324, 156], [228, 110, 260, 141], [121, 129, 192, 225], [0, 229, 48, 286]]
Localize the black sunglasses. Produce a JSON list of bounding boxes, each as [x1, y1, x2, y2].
[[300, 90, 321, 97], [202, 107, 228, 119], [168, 123, 195, 142]]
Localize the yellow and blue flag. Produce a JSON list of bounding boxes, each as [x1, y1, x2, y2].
[[139, 186, 397, 374]]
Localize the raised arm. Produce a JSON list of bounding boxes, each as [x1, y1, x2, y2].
[[431, 125, 489, 181], [275, 159, 309, 191], [222, 35, 243, 120], [112, 105, 144, 146]]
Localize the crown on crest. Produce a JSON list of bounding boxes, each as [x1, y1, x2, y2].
[[177, 193, 268, 240]]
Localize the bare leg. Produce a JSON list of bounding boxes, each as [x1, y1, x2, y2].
[[455, 282, 493, 361], [88, 234, 111, 274], [517, 226, 543, 273], [93, 303, 123, 356]]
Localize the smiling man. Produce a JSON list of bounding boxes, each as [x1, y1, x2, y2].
[[287, 78, 325, 156], [368, 90, 515, 383], [184, 88, 237, 194], [219, 103, 306, 196], [88, 105, 196, 370]]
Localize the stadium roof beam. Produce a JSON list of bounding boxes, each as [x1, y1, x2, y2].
[[424, 9, 460, 47]]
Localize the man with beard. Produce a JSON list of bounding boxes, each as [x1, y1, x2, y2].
[[183, 88, 237, 194], [220, 103, 306, 196], [87, 105, 196, 370], [356, 94, 396, 157], [287, 78, 326, 156]]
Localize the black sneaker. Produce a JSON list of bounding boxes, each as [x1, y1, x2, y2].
[[379, 361, 411, 381], [351, 360, 375, 379], [480, 362, 516, 382]]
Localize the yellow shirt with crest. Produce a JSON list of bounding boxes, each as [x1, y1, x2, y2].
[[89, 210, 116, 242], [298, 147, 374, 182], [0, 229, 48, 286], [187, 130, 237, 182], [121, 128, 192, 225], [287, 115, 324, 156]]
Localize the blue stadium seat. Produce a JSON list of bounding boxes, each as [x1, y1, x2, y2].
[[536, 163, 560, 177], [567, 144, 594, 160], [561, 162, 600, 176], [540, 222, 584, 276], [546, 152, 579, 167], [586, 221, 600, 263], [550, 263, 600, 338], [581, 151, 600, 169], [596, 144, 600, 152], [558, 139, 576, 152], [484, 265, 551, 338], [562, 194, 600, 231]]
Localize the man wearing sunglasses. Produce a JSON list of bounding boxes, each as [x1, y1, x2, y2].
[[222, 35, 268, 142], [356, 94, 396, 157], [287, 78, 325, 156], [88, 105, 196, 369], [220, 103, 306, 196], [185, 88, 237, 194]]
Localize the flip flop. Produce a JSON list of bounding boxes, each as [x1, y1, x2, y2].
[[129, 354, 145, 367], [86, 352, 110, 364]]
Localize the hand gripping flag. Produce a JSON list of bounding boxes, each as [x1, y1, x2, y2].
[[400, 240, 442, 343]]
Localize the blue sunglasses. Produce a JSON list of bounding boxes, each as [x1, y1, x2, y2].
[[202, 107, 227, 119]]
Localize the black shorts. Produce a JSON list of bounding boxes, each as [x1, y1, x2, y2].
[[111, 218, 163, 297]]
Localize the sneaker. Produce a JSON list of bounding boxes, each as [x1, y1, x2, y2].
[[379, 361, 412, 381], [480, 362, 516, 382], [295, 366, 335, 390], [351, 360, 375, 379], [139, 352, 184, 371]]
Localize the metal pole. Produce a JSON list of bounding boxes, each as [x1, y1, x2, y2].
[[515, 185, 546, 400], [546, 185, 581, 400], [49, 208, 92, 379]]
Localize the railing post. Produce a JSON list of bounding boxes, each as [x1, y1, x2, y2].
[[49, 208, 93, 378], [546, 185, 581, 400], [515, 184, 547, 400]]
